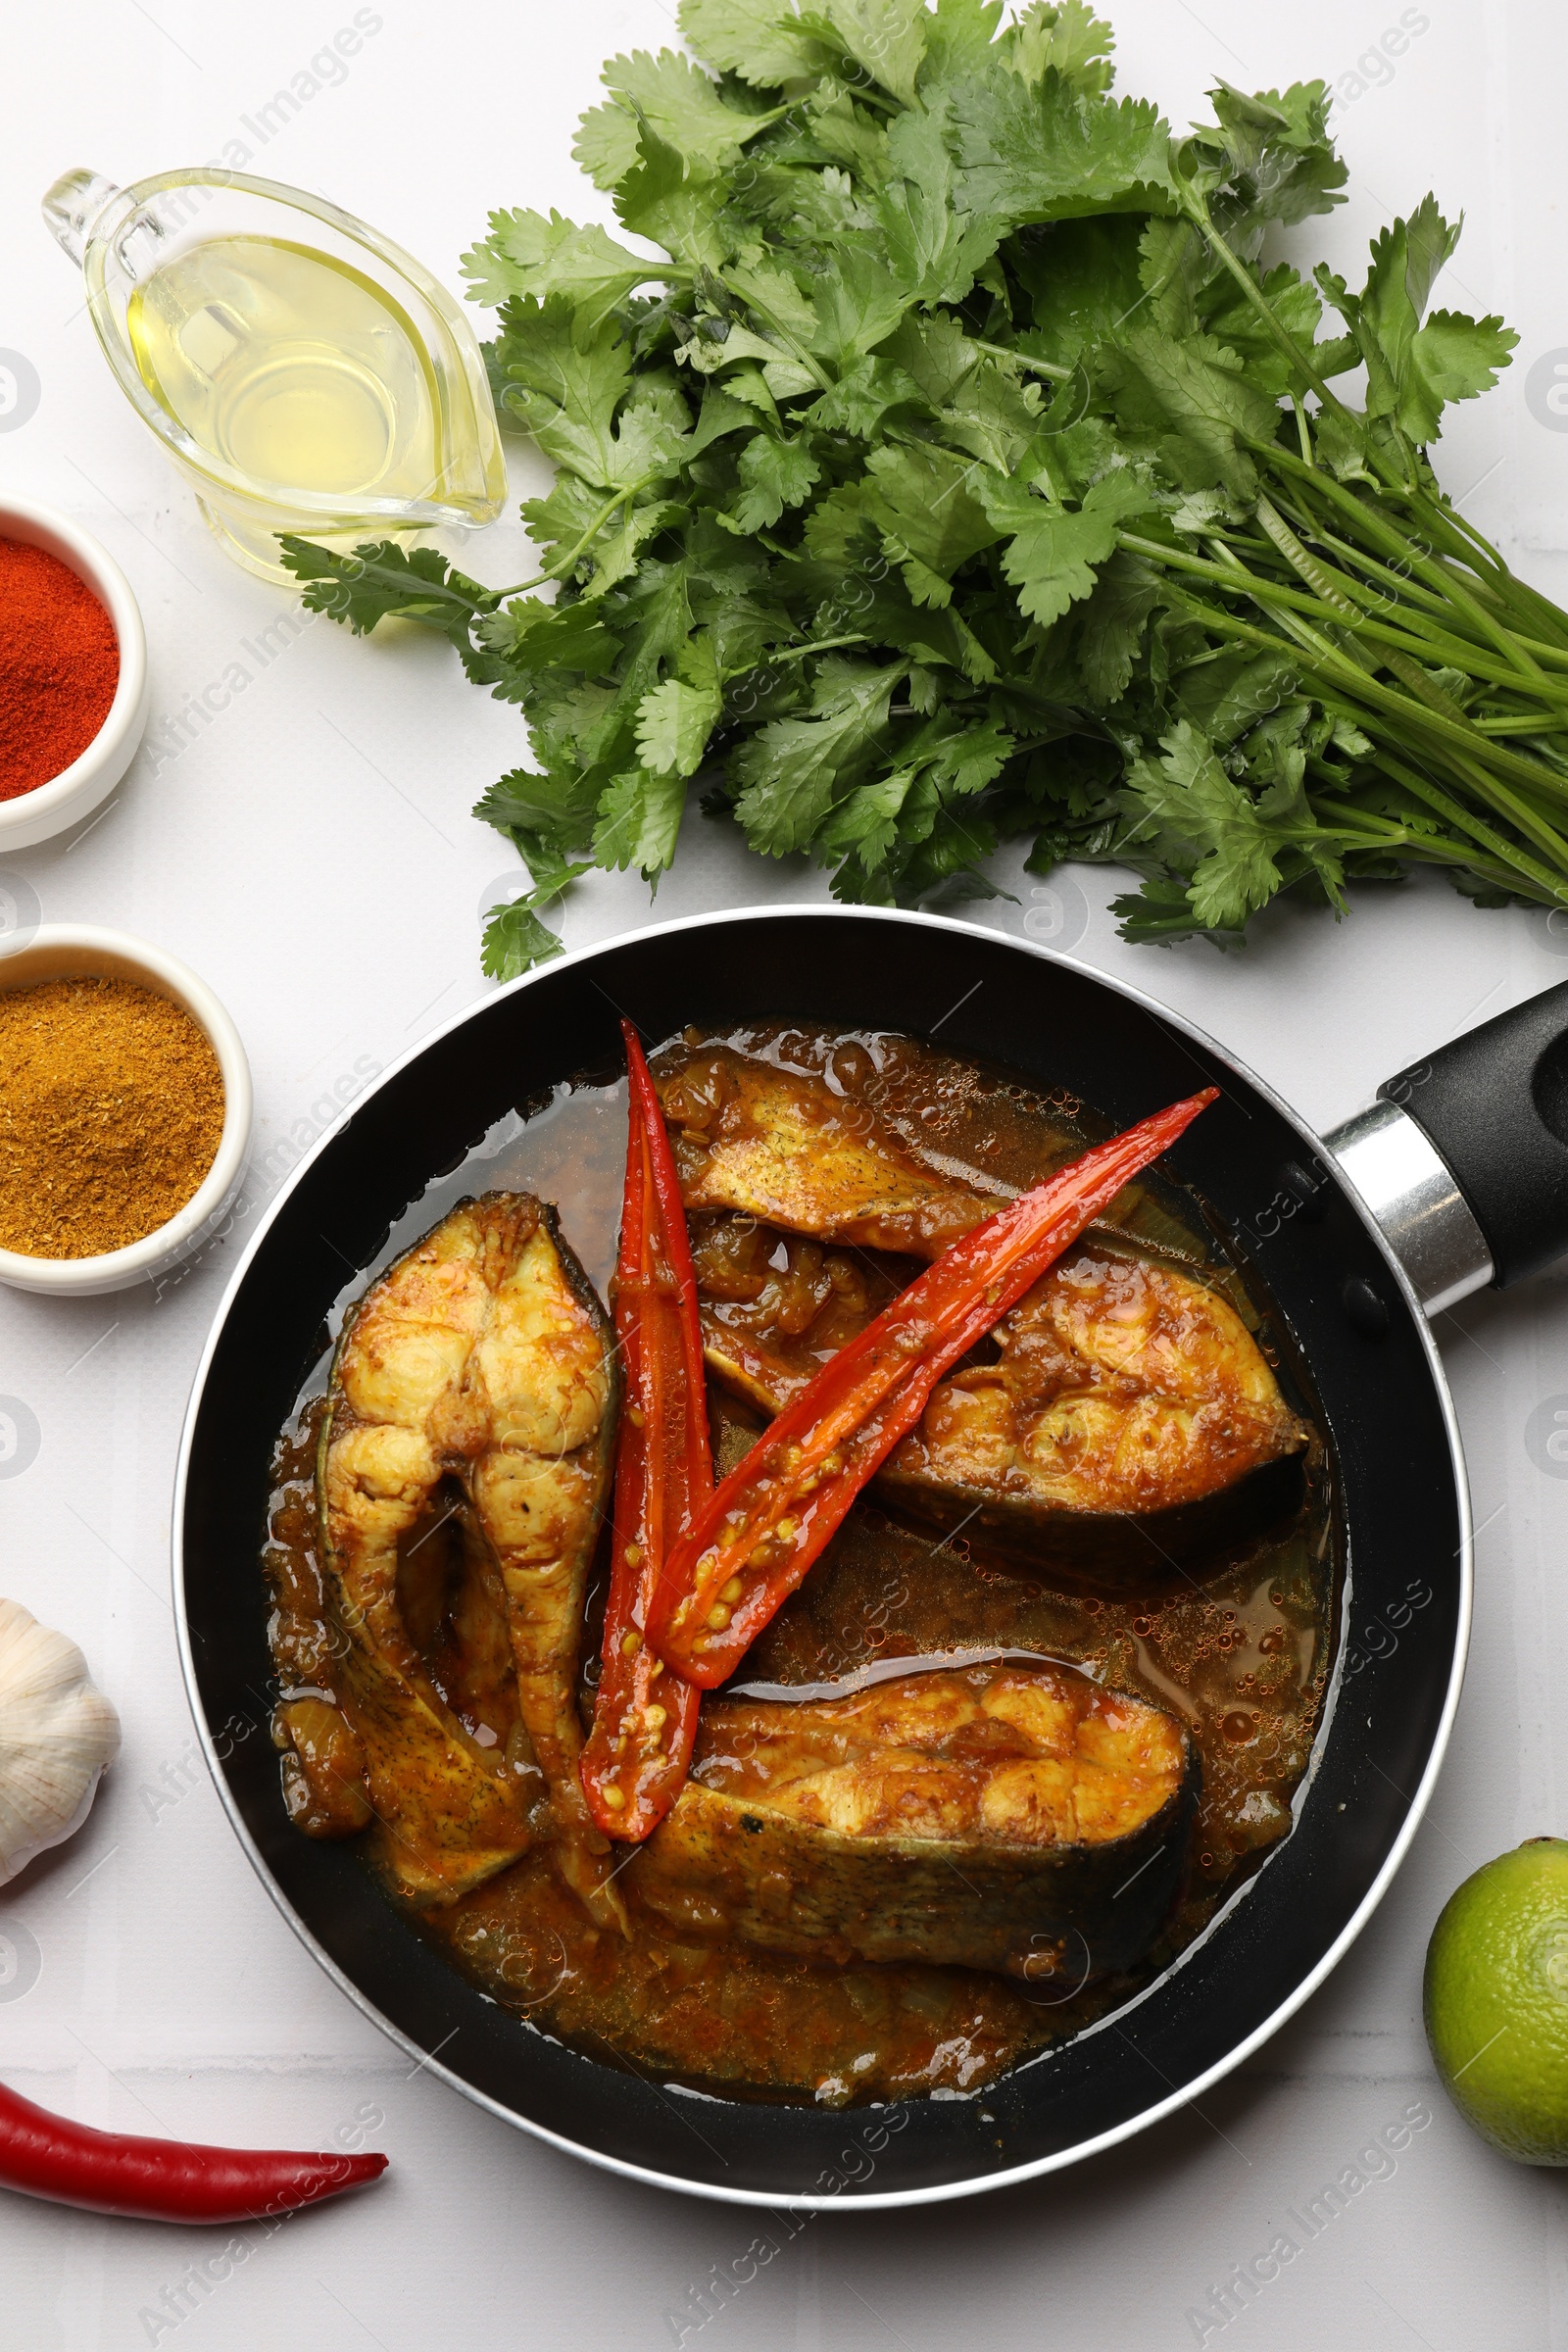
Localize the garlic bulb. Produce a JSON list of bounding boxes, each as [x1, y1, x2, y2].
[[0, 1598, 121, 1886]]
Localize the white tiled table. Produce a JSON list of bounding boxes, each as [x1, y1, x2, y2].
[[4, 3, 1568, 2343]]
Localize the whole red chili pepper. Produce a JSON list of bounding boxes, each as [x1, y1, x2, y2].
[[651, 1088, 1219, 1687], [578, 1021, 711, 1840], [0, 2078, 387, 2224]]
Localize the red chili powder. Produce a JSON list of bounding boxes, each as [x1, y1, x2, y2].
[[0, 537, 121, 801]]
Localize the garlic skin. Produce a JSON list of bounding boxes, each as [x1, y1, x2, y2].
[[0, 1598, 122, 1887]]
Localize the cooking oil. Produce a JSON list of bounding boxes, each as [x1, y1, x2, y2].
[[45, 165, 506, 581], [126, 235, 446, 505]]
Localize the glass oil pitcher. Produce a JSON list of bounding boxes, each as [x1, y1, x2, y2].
[[43, 167, 506, 582]]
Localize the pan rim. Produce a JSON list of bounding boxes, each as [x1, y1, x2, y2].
[[171, 902, 1472, 2209]]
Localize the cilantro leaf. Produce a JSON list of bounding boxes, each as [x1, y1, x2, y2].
[[819, 0, 930, 105], [1108, 871, 1228, 945], [1200, 263, 1322, 397], [514, 836, 593, 900], [1402, 309, 1518, 443], [1199, 79, 1347, 227], [1312, 199, 1514, 443], [862, 442, 1001, 605], [497, 300, 633, 475], [278, 539, 496, 650], [304, 6, 1564, 959], [1008, 2, 1116, 94], [922, 0, 1007, 75], [927, 717, 1014, 795], [731, 661, 901, 852], [462, 210, 660, 323], [1100, 325, 1281, 497], [593, 766, 690, 876], [1119, 719, 1291, 931], [614, 122, 734, 270], [475, 596, 621, 677], [574, 49, 767, 192], [481, 898, 568, 981], [1174, 646, 1298, 748], [946, 61, 1175, 228], [1069, 548, 1160, 703], [677, 0, 819, 84], [876, 98, 1010, 308], [980, 466, 1149, 624], [807, 242, 918, 367], [725, 434, 823, 532], [478, 828, 595, 979], [936, 356, 1047, 472], [499, 299, 691, 495], [474, 764, 603, 849], [817, 762, 921, 869], [635, 677, 722, 775]]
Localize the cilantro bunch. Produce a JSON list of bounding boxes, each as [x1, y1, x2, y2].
[[282, 0, 1568, 973]]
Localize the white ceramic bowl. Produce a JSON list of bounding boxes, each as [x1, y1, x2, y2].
[[0, 927, 252, 1297], [0, 496, 149, 851]]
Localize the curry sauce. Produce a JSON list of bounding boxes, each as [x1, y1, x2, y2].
[[262, 1023, 1336, 2106]]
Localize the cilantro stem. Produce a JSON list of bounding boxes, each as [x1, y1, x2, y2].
[[1385, 482, 1568, 659], [718, 280, 832, 392], [1259, 443, 1547, 682], [763, 633, 874, 668], [1116, 531, 1568, 702], [1182, 189, 1355, 429], [1267, 509, 1527, 656], [968, 338, 1074, 382], [1310, 788, 1562, 901], [1158, 585, 1568, 839], [833, 79, 897, 114], [488, 486, 635, 601], [1370, 754, 1568, 898], [1352, 710, 1568, 867], [1280, 507, 1568, 672]]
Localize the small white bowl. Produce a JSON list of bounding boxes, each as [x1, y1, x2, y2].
[[0, 927, 252, 1297], [0, 496, 149, 851]]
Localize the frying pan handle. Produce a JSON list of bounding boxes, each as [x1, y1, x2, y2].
[[1323, 978, 1568, 1311]]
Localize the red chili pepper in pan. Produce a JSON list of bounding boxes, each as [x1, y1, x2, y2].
[[579, 1022, 711, 1839], [650, 1088, 1219, 1689], [0, 2078, 386, 2224]]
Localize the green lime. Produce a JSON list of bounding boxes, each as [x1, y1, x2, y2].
[[1424, 1838, 1568, 2164]]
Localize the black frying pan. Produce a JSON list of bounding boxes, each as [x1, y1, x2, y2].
[[174, 906, 1564, 2208]]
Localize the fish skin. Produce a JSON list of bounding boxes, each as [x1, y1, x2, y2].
[[879, 1246, 1311, 1576], [628, 1662, 1197, 1979]]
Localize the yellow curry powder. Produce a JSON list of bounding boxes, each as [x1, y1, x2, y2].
[[0, 977, 225, 1258]]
